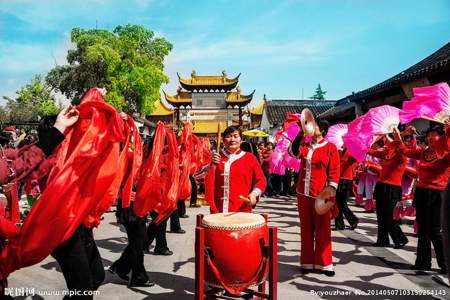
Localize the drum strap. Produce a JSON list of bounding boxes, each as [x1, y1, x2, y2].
[[204, 245, 269, 295]]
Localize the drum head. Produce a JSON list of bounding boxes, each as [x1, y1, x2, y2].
[[202, 212, 266, 230]]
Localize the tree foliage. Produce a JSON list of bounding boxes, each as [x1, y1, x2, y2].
[[46, 24, 173, 115], [1, 75, 60, 123], [309, 83, 327, 101]]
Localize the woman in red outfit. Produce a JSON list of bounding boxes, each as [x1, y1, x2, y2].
[[398, 123, 449, 273], [369, 129, 409, 249], [290, 119, 340, 276], [210, 126, 266, 213]]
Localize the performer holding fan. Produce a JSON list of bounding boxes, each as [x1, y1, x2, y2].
[[290, 109, 340, 277]]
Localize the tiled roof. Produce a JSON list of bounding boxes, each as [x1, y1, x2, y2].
[[338, 42, 450, 105], [266, 100, 337, 125]]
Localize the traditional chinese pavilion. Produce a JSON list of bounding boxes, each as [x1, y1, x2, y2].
[[158, 70, 255, 135]]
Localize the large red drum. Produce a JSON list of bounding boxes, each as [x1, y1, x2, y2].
[[202, 212, 269, 295]]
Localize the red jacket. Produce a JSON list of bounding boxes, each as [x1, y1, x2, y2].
[[340, 150, 357, 181], [213, 149, 266, 213], [401, 139, 450, 191], [368, 140, 406, 186], [296, 139, 340, 197]]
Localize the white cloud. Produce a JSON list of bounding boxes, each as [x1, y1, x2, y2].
[[0, 36, 72, 101]]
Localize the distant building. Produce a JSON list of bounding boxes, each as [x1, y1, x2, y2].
[[148, 70, 258, 135], [319, 42, 450, 131], [260, 97, 336, 137]]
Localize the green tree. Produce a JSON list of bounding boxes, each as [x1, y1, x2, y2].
[[1, 75, 60, 122], [46, 24, 173, 115], [309, 83, 327, 101], [0, 106, 9, 123]]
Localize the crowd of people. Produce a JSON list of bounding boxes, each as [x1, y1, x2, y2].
[[0, 85, 448, 299]]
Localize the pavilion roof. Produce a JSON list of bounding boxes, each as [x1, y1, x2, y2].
[[266, 100, 336, 126], [177, 71, 240, 91]]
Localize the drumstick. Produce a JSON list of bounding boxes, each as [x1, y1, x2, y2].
[[216, 123, 221, 152], [238, 195, 251, 204]]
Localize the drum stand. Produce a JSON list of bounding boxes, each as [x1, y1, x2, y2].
[[195, 214, 278, 300]]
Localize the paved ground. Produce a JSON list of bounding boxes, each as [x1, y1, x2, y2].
[[8, 196, 450, 299]]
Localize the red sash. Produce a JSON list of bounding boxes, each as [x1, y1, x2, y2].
[[178, 123, 193, 200], [134, 123, 180, 224]]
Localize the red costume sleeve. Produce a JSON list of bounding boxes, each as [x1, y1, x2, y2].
[[204, 165, 219, 213], [401, 145, 423, 160], [327, 144, 340, 188], [434, 133, 450, 159], [404, 166, 418, 178], [368, 145, 389, 159], [365, 160, 382, 175]]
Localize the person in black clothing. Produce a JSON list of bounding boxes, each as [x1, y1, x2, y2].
[[281, 169, 292, 196], [52, 225, 105, 297], [145, 211, 173, 256], [0, 107, 79, 299], [189, 174, 200, 207], [169, 201, 187, 234], [442, 179, 450, 282], [109, 200, 154, 287], [141, 134, 173, 255]]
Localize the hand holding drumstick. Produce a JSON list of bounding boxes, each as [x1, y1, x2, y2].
[[239, 193, 258, 206]]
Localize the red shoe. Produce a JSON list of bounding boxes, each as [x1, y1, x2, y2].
[[355, 194, 364, 206]]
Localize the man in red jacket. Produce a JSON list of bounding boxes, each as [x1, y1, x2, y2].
[[291, 119, 340, 276]]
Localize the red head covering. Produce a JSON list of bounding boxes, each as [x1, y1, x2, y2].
[[3, 126, 15, 132]]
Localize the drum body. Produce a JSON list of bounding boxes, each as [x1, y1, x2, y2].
[[202, 212, 269, 294]]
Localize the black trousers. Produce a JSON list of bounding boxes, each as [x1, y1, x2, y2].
[[271, 174, 283, 194], [441, 179, 450, 281], [414, 187, 446, 270], [374, 182, 408, 245], [52, 225, 105, 299], [170, 201, 186, 231], [146, 211, 169, 252], [335, 179, 358, 228], [178, 199, 186, 217], [189, 175, 198, 206], [292, 172, 300, 194], [282, 171, 292, 195], [111, 217, 149, 283], [170, 207, 181, 231]]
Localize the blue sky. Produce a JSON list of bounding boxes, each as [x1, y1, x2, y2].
[[0, 0, 449, 106]]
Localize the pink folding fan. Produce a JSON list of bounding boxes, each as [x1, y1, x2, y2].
[[325, 123, 348, 150], [400, 82, 450, 124]]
